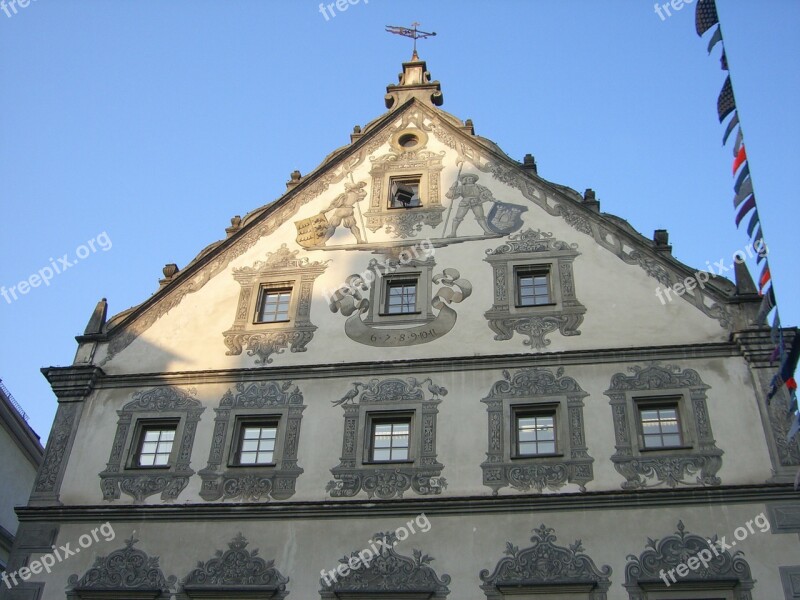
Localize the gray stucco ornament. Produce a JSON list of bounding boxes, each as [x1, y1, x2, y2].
[[67, 536, 176, 599], [178, 533, 289, 599], [624, 521, 754, 599], [480, 524, 612, 599], [320, 531, 451, 598], [329, 259, 471, 347]]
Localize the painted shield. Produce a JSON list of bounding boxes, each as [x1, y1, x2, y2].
[[295, 214, 329, 248], [486, 201, 528, 234]]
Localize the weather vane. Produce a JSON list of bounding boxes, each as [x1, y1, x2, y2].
[[385, 22, 436, 59]]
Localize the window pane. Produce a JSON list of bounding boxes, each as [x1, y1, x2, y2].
[[538, 427, 555, 441], [373, 448, 391, 461], [242, 439, 260, 452], [662, 434, 682, 447], [643, 435, 664, 448], [139, 454, 156, 466], [391, 447, 409, 461], [143, 430, 161, 442], [153, 454, 170, 466], [393, 435, 409, 448], [141, 441, 158, 455], [243, 428, 261, 439], [538, 441, 556, 454]]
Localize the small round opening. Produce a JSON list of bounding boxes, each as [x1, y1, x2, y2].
[[398, 133, 419, 149]]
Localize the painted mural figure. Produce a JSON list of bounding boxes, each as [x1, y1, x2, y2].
[[445, 173, 497, 237], [319, 180, 368, 244]]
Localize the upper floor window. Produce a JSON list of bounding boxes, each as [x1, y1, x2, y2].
[[370, 416, 411, 462], [384, 279, 418, 315], [637, 401, 683, 449], [515, 410, 557, 456], [135, 424, 177, 467], [256, 287, 292, 323], [388, 175, 422, 209], [234, 420, 278, 466], [516, 268, 552, 306]]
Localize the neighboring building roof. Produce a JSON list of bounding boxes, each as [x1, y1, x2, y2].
[[0, 379, 44, 469]]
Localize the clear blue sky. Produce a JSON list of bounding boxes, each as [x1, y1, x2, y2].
[[1, 1, 798, 439]]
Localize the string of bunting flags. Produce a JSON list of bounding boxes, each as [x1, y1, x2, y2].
[[695, 0, 800, 447]]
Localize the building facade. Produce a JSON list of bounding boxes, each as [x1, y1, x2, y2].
[[4, 55, 800, 599], [0, 380, 43, 575]]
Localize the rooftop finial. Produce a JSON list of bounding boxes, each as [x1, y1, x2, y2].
[[385, 22, 436, 60]]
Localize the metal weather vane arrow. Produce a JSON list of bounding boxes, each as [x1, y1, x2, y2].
[[385, 22, 436, 58]]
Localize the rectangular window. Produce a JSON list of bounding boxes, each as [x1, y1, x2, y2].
[[516, 269, 551, 306], [235, 421, 278, 465], [515, 411, 556, 456], [371, 418, 411, 462], [388, 176, 421, 209], [638, 403, 683, 448], [135, 424, 177, 467], [256, 287, 292, 323], [384, 280, 418, 314]]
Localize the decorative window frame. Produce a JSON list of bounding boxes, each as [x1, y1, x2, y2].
[[223, 243, 328, 365], [326, 377, 447, 499], [481, 367, 594, 495], [319, 531, 451, 599], [99, 387, 204, 503], [624, 521, 754, 600], [176, 533, 289, 600], [605, 364, 724, 489], [480, 524, 612, 599], [364, 135, 446, 238], [199, 381, 305, 502], [66, 536, 176, 599], [484, 229, 586, 350]]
